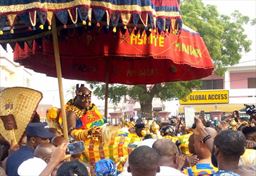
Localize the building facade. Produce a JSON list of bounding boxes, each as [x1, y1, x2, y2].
[[0, 49, 32, 88], [179, 64, 256, 119]]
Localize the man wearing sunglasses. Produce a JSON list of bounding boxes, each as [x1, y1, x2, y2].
[[65, 84, 104, 135]]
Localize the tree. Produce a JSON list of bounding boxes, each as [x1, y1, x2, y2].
[[182, 0, 251, 75], [91, 0, 253, 117]]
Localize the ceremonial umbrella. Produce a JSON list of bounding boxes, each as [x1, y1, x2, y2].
[[14, 25, 213, 84], [0, 0, 213, 139]]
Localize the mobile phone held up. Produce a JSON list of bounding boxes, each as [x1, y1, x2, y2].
[[66, 141, 85, 155]]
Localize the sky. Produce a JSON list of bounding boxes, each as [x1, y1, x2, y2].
[[1, 0, 256, 107]]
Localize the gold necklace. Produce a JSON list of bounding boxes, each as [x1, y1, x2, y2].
[[65, 104, 85, 118]]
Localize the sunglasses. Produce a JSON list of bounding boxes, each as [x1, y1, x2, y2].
[[78, 92, 91, 97]]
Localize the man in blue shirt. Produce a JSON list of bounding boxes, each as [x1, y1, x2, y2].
[[6, 122, 54, 176]]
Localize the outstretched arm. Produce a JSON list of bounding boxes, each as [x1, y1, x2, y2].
[[193, 117, 214, 152], [39, 143, 69, 176]]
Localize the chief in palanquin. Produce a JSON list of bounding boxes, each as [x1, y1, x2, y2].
[[47, 85, 141, 175], [46, 84, 104, 139], [65, 84, 104, 133]]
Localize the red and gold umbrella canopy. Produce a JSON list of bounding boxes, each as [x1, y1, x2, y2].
[[14, 25, 213, 84]]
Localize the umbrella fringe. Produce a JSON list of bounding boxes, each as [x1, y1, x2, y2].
[[0, 1, 182, 36]]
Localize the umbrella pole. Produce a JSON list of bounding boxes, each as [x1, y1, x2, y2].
[[104, 82, 109, 119], [52, 18, 68, 140], [104, 62, 109, 119]]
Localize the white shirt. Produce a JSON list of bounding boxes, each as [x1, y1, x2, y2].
[[118, 166, 186, 176], [18, 157, 47, 176], [157, 166, 186, 176]]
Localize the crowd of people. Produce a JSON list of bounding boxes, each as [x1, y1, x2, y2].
[[0, 85, 255, 176]]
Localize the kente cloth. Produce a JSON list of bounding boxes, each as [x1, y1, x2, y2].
[[84, 135, 138, 166], [183, 163, 218, 176], [59, 103, 104, 129], [78, 106, 104, 129], [71, 129, 141, 174]]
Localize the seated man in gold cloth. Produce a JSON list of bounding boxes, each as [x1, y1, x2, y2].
[[47, 85, 141, 174], [65, 84, 104, 132]]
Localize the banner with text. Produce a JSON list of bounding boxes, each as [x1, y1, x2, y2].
[[180, 90, 229, 105]]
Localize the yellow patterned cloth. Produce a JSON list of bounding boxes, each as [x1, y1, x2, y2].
[[178, 133, 192, 155], [183, 163, 218, 176], [71, 127, 141, 174], [164, 133, 192, 155]]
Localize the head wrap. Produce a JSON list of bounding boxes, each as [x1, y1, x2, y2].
[[95, 159, 117, 176]]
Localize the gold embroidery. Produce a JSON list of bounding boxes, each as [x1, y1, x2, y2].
[[65, 104, 85, 118]]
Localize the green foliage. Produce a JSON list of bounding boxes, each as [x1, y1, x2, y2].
[[251, 18, 256, 25], [91, 83, 127, 105], [128, 85, 149, 102], [127, 82, 200, 102], [181, 0, 252, 75], [156, 81, 201, 100]]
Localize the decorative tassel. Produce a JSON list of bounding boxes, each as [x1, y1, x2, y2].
[[123, 26, 127, 30], [48, 25, 51, 30], [46, 11, 53, 29], [171, 19, 176, 33], [106, 10, 110, 27], [39, 24, 44, 30], [7, 14, 17, 32], [177, 18, 182, 31], [29, 11, 37, 28], [173, 29, 178, 35], [10, 29, 14, 34], [82, 20, 86, 25], [68, 8, 78, 24], [113, 27, 117, 33], [88, 21, 91, 26], [0, 30, 3, 35]]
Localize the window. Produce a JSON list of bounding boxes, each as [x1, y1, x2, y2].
[[201, 79, 223, 89], [248, 78, 256, 88]]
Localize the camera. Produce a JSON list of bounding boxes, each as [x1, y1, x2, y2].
[[244, 104, 256, 116]]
